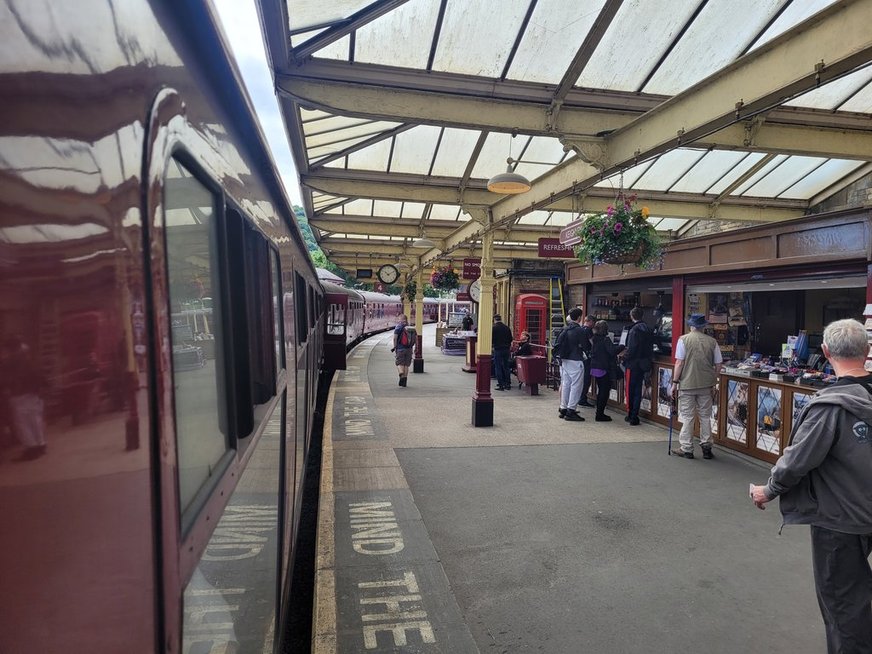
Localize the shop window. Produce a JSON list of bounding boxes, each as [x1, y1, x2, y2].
[[164, 158, 229, 515]]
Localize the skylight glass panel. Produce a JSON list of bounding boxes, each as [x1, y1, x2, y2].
[[372, 200, 403, 217], [431, 0, 530, 77], [300, 108, 334, 124], [305, 121, 395, 149], [343, 199, 374, 216], [430, 129, 482, 177], [840, 79, 872, 113], [401, 202, 427, 218], [517, 212, 550, 225], [786, 68, 872, 110], [308, 135, 374, 160], [290, 27, 328, 48], [730, 155, 788, 195], [505, 0, 606, 84], [595, 157, 657, 190], [643, 0, 784, 95], [313, 35, 350, 61], [654, 218, 689, 232], [347, 135, 392, 171], [471, 133, 529, 180], [354, 0, 441, 69], [548, 212, 575, 227], [630, 149, 707, 191], [389, 125, 442, 174], [741, 156, 826, 197], [344, 233, 370, 240], [747, 0, 838, 52], [577, 0, 698, 91], [428, 204, 461, 221], [289, 0, 373, 32], [778, 159, 865, 199], [513, 136, 566, 180], [670, 151, 751, 194], [705, 152, 768, 195]]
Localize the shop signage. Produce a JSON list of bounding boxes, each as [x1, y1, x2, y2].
[[559, 219, 584, 246], [538, 237, 575, 258], [355, 268, 373, 279], [462, 258, 481, 280], [456, 288, 472, 302]]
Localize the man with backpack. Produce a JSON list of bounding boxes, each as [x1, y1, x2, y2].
[[556, 308, 586, 422], [392, 315, 416, 387]]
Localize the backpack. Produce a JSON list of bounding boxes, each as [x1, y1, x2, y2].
[[398, 328, 410, 348]]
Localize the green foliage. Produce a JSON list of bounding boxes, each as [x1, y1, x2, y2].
[[574, 195, 662, 269], [293, 205, 319, 253]]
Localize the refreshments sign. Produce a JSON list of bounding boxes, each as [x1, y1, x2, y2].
[[462, 258, 481, 280], [538, 237, 575, 258]]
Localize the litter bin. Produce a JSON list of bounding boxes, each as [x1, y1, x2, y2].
[[515, 355, 546, 395]]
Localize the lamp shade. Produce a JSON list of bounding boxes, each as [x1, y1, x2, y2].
[[412, 236, 436, 248], [487, 165, 531, 194]]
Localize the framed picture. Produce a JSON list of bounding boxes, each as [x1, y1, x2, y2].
[[756, 385, 783, 455], [657, 367, 673, 417], [726, 379, 749, 445]]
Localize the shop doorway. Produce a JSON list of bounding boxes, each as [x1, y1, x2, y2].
[[751, 291, 803, 355]]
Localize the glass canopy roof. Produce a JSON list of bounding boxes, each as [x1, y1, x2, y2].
[[259, 0, 872, 268]]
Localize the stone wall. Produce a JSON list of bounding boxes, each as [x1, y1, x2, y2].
[[810, 170, 872, 214]]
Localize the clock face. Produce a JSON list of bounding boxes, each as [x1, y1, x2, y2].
[[377, 264, 399, 285], [469, 279, 481, 303]]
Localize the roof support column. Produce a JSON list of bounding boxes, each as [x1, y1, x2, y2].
[[472, 213, 495, 427], [413, 268, 425, 373]]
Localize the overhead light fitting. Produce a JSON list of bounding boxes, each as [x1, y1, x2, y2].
[[487, 133, 531, 195], [412, 236, 436, 248]]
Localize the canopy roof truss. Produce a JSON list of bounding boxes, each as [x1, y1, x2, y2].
[[258, 0, 872, 276]]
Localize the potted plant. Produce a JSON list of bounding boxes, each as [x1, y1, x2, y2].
[[574, 195, 662, 268], [430, 266, 460, 291]]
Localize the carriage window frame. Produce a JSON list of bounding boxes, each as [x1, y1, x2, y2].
[[162, 154, 233, 524]]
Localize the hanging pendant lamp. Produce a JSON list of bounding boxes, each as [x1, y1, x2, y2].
[[487, 133, 531, 194]]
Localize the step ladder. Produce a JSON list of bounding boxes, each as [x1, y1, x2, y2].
[[548, 276, 566, 360]]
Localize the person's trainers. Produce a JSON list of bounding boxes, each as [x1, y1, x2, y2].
[[559, 408, 567, 419], [702, 447, 714, 460], [672, 449, 694, 459], [628, 417, 640, 426], [564, 410, 585, 422], [624, 415, 631, 422], [578, 400, 592, 407], [595, 414, 613, 422]]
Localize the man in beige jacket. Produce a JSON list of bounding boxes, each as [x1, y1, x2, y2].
[[671, 313, 723, 459]]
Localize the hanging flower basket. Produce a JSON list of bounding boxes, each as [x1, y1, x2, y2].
[[574, 195, 662, 269], [430, 266, 460, 291], [402, 280, 417, 301]]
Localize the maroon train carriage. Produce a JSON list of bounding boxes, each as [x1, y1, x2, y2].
[[323, 281, 365, 369], [357, 289, 404, 335], [0, 1, 325, 652]]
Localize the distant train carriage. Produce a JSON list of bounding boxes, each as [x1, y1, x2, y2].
[[323, 282, 365, 370]]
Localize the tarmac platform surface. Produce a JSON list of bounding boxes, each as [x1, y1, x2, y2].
[[313, 324, 825, 653]]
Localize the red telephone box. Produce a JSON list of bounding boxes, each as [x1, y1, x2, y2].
[[514, 293, 548, 345]]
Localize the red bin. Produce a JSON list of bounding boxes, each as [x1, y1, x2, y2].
[[515, 355, 546, 395]]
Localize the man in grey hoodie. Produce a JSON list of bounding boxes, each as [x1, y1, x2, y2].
[[751, 318, 872, 653]]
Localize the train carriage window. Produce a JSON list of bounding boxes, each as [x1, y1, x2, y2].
[[270, 249, 284, 371], [294, 272, 307, 343], [327, 302, 345, 335], [164, 158, 229, 515]]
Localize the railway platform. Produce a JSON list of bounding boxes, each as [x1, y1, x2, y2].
[[314, 324, 825, 653]]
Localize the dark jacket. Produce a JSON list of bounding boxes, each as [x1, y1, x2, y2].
[[590, 334, 625, 380], [579, 325, 593, 356], [766, 377, 872, 534], [515, 342, 533, 357], [625, 320, 654, 371], [492, 321, 513, 349], [555, 321, 585, 361]]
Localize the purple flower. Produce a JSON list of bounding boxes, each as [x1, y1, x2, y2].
[[614, 222, 623, 233], [606, 206, 614, 217]]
